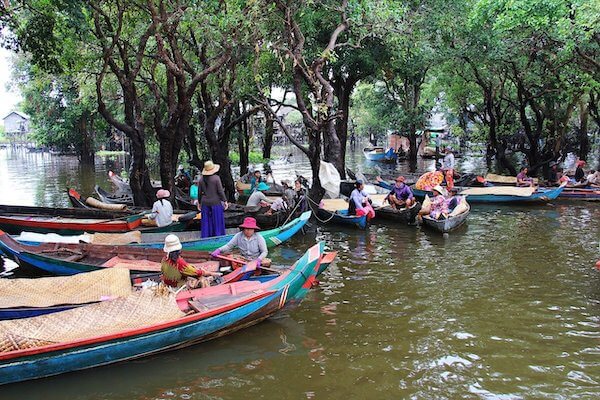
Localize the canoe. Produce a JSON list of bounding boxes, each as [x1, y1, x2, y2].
[[412, 185, 565, 204], [15, 211, 312, 252], [316, 208, 368, 229], [373, 202, 422, 224], [422, 203, 470, 233], [0, 242, 326, 385], [0, 205, 192, 235], [363, 147, 397, 162], [557, 187, 600, 201]]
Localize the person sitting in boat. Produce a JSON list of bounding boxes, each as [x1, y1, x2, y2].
[[250, 170, 265, 191], [211, 217, 271, 267], [586, 170, 600, 187], [573, 160, 587, 185], [246, 182, 273, 208], [429, 185, 450, 219], [545, 162, 561, 186], [162, 234, 222, 288], [386, 176, 416, 209], [175, 165, 192, 190], [146, 189, 174, 228], [281, 180, 296, 208], [446, 187, 461, 212], [516, 167, 534, 187], [348, 180, 375, 220], [442, 147, 456, 190]]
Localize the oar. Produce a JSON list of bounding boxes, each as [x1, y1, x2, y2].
[[215, 254, 248, 268]]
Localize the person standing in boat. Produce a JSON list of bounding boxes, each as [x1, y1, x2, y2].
[[442, 147, 456, 190], [146, 189, 174, 228], [574, 160, 586, 184], [162, 234, 222, 288], [516, 167, 534, 187], [211, 217, 271, 267], [349, 180, 375, 220], [386, 176, 416, 209], [198, 160, 228, 238]]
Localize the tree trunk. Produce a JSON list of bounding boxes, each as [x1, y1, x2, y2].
[[79, 113, 95, 165], [128, 133, 155, 206], [263, 114, 274, 159], [578, 102, 590, 160], [407, 127, 418, 172], [238, 121, 250, 176]]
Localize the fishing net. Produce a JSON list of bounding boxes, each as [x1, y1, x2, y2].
[[0, 268, 132, 309], [0, 289, 184, 353]]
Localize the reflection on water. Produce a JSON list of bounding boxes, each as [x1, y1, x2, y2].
[[1, 147, 600, 399]]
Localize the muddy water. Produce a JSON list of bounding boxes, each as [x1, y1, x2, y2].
[[0, 147, 599, 399]]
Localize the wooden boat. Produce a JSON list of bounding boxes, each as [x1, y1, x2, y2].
[[316, 199, 368, 229], [363, 147, 397, 162], [0, 242, 327, 385], [0, 268, 143, 320], [422, 203, 470, 233], [557, 187, 600, 201], [235, 181, 284, 202], [15, 211, 312, 253], [0, 205, 192, 235], [68, 188, 246, 229], [412, 185, 565, 204], [372, 197, 421, 224]]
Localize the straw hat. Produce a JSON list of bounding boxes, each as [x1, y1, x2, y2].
[[163, 234, 182, 253], [432, 185, 447, 196], [202, 160, 220, 175], [239, 217, 260, 230], [281, 179, 292, 187], [256, 182, 270, 191], [156, 189, 170, 199]]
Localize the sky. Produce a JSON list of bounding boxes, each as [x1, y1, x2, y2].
[[0, 47, 22, 124]]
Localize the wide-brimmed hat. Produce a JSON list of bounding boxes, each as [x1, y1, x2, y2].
[[202, 160, 220, 175], [432, 185, 447, 196], [163, 234, 182, 253], [256, 182, 270, 191], [395, 176, 405, 183], [281, 179, 291, 187], [239, 217, 260, 230], [156, 189, 170, 199]]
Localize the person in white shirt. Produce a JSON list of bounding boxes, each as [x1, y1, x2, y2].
[[246, 182, 272, 207], [442, 147, 456, 190], [146, 189, 174, 227]]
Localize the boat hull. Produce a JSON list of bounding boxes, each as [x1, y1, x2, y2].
[[412, 186, 564, 203], [316, 208, 368, 229], [422, 206, 470, 233]]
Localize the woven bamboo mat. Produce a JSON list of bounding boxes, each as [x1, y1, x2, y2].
[[461, 186, 536, 197], [485, 173, 539, 185], [90, 231, 142, 245], [321, 199, 349, 212], [0, 290, 184, 353], [0, 268, 132, 309]]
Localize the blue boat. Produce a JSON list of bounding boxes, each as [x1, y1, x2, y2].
[[316, 208, 368, 229], [0, 242, 327, 385], [15, 211, 311, 252], [412, 185, 565, 204], [363, 147, 397, 163]]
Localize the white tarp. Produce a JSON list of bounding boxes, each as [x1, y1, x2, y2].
[[319, 161, 341, 199]]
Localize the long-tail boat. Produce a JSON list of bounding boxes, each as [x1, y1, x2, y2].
[[412, 184, 565, 204], [14, 211, 312, 252], [316, 199, 368, 229], [0, 242, 328, 385]]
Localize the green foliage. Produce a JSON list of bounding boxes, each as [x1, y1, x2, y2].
[[229, 151, 267, 164]]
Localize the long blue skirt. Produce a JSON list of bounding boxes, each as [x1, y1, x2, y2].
[[201, 204, 226, 238]]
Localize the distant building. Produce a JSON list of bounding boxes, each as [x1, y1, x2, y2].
[[2, 111, 30, 143]]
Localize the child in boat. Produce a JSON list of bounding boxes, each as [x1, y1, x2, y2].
[[446, 187, 461, 212], [516, 167, 534, 187], [211, 217, 271, 267], [146, 189, 174, 227], [161, 234, 222, 288]]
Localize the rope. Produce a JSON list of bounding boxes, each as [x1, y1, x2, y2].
[[280, 196, 305, 226], [305, 196, 337, 223]]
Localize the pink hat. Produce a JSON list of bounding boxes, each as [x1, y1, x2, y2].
[[156, 189, 171, 199], [239, 217, 260, 230]]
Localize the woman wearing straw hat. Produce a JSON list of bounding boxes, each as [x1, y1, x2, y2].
[[211, 217, 271, 267], [146, 189, 174, 228], [161, 234, 222, 288], [198, 160, 228, 238]]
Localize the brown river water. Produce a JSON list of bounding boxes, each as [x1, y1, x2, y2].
[[0, 147, 599, 399]]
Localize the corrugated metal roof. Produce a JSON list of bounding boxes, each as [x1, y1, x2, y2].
[[2, 110, 30, 120]]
